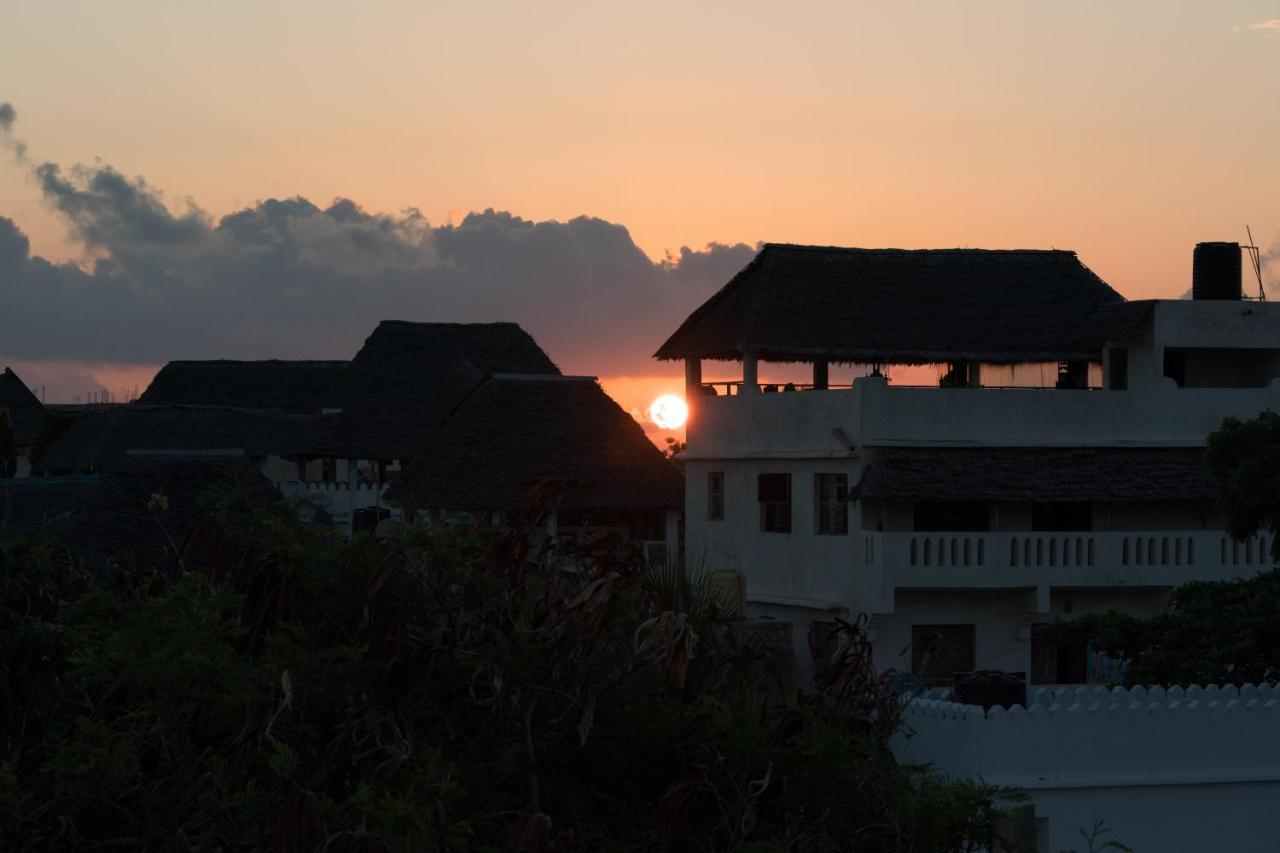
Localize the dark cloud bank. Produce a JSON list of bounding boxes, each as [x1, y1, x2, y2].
[[0, 103, 755, 375]]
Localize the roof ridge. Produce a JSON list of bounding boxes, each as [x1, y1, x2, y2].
[[159, 358, 349, 365], [760, 243, 1078, 255], [374, 319, 525, 328]]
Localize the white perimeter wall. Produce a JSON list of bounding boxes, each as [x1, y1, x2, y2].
[[893, 684, 1280, 852]]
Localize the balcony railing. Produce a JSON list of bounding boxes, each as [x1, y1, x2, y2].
[[865, 530, 1272, 588]]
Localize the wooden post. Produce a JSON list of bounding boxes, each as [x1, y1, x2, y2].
[[684, 357, 702, 398], [813, 359, 829, 390], [685, 357, 702, 422], [742, 352, 759, 394]]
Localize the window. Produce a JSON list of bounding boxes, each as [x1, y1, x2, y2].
[[1109, 347, 1128, 390], [913, 501, 990, 532], [707, 471, 725, 521], [1031, 501, 1093, 532], [321, 457, 338, 483], [911, 624, 976, 687], [815, 473, 848, 535], [1031, 623, 1089, 684], [758, 473, 791, 533], [1163, 348, 1187, 387]]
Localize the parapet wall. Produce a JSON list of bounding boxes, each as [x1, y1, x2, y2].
[[892, 683, 1280, 789]]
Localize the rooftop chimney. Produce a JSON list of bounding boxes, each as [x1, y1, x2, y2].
[[1192, 242, 1242, 301]]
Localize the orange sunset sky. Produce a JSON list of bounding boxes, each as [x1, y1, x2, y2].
[[1, 2, 1278, 445]]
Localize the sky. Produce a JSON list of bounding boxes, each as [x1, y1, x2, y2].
[[1, 1, 1279, 440]]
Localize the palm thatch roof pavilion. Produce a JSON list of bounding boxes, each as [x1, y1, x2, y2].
[[655, 244, 1125, 392]]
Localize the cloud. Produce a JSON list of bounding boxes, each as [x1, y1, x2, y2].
[[1234, 19, 1280, 35], [1263, 234, 1280, 296], [0, 109, 756, 376], [0, 101, 27, 161]]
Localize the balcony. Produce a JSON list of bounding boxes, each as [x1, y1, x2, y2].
[[864, 530, 1272, 598]]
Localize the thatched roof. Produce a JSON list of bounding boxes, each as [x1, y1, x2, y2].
[[854, 447, 1217, 503], [325, 321, 563, 459], [0, 366, 45, 446], [139, 360, 347, 410], [1, 459, 280, 575], [385, 376, 683, 512], [655, 244, 1125, 364], [39, 405, 322, 472], [338, 320, 559, 410], [40, 323, 566, 467], [1074, 300, 1156, 351]]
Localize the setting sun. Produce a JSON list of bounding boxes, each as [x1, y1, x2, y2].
[[647, 394, 688, 430]]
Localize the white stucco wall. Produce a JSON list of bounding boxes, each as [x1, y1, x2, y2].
[[686, 458, 862, 606], [892, 684, 1280, 852], [690, 376, 1280, 459]]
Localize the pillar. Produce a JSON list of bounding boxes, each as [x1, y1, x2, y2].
[[813, 359, 829, 390], [684, 357, 702, 398], [742, 352, 759, 394]]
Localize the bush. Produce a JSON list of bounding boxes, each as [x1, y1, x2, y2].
[[1, 495, 1017, 851]]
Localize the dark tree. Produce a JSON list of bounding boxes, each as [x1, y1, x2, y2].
[[1055, 572, 1280, 686], [0, 489, 1018, 851], [1206, 410, 1280, 562]]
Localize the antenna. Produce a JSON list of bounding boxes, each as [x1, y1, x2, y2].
[[1245, 226, 1265, 301]]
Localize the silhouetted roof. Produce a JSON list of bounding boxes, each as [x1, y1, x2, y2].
[[0, 366, 45, 445], [855, 447, 1217, 502], [139, 360, 347, 410], [39, 405, 322, 472], [338, 320, 559, 409], [385, 376, 683, 512], [325, 321, 563, 459], [655, 244, 1125, 364], [1, 459, 280, 575], [39, 324, 566, 467], [1074, 300, 1157, 351]]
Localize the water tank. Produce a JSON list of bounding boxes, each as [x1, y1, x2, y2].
[[1192, 242, 1242, 301], [952, 670, 1027, 711]]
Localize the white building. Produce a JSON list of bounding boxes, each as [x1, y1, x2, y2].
[[659, 241, 1277, 687]]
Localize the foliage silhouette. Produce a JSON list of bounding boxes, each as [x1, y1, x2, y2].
[[1, 487, 1018, 851]]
